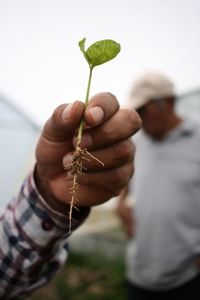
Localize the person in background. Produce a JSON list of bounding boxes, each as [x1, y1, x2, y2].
[[0, 92, 141, 299], [116, 72, 200, 299]]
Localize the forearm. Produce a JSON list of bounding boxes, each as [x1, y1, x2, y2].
[[0, 168, 90, 299], [116, 185, 134, 238], [118, 186, 129, 202]]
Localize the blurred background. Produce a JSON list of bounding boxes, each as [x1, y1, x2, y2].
[[0, 0, 200, 299]]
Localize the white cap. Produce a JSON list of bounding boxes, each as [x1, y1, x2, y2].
[[130, 72, 175, 109]]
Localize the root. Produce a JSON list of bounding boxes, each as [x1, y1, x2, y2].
[[65, 146, 104, 234]]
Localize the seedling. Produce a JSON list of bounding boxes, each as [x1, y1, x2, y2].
[[65, 37, 121, 233]]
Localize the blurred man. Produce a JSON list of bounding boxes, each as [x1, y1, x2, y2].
[[117, 72, 200, 299]]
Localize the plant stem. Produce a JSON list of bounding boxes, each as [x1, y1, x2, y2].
[[77, 66, 93, 146]]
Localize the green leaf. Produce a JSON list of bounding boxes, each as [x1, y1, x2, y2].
[[78, 38, 121, 68], [78, 37, 86, 53], [78, 38, 89, 63]]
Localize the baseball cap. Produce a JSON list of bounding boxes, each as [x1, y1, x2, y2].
[[129, 72, 175, 110]]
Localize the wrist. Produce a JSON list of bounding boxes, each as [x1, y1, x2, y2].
[[34, 164, 69, 215]]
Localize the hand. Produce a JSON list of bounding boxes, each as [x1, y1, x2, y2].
[[35, 92, 141, 212], [116, 199, 134, 238]]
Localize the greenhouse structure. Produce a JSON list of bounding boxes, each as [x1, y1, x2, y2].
[[0, 94, 40, 207]]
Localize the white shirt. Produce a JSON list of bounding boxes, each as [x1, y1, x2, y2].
[[127, 119, 200, 290]]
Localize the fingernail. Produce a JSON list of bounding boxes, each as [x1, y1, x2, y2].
[[62, 103, 73, 121], [63, 154, 73, 169], [87, 106, 104, 124]]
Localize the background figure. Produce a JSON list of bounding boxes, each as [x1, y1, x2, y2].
[[117, 72, 200, 299]]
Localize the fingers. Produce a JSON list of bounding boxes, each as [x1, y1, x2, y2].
[[77, 161, 133, 206], [36, 93, 131, 177], [49, 162, 133, 206], [84, 92, 119, 126], [36, 92, 140, 208], [40, 92, 120, 143], [40, 92, 140, 148], [75, 162, 134, 191], [35, 101, 85, 173], [63, 139, 135, 171], [77, 109, 141, 150], [42, 101, 85, 142]]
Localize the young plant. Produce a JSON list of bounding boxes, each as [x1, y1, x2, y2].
[[65, 37, 121, 233]]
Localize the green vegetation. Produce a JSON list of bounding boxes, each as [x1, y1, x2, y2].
[[29, 251, 126, 300]]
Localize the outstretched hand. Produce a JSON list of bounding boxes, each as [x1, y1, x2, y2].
[[35, 92, 141, 212]]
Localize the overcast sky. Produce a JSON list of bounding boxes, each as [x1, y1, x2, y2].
[[0, 0, 200, 125]]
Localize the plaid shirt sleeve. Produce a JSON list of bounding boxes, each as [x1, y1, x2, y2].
[[0, 169, 90, 299]]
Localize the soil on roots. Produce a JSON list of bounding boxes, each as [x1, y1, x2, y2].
[[64, 146, 104, 233]]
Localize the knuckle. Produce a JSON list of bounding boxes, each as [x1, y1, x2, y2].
[[100, 124, 113, 143], [132, 110, 142, 132], [123, 109, 142, 135], [90, 92, 118, 107], [110, 163, 134, 188], [97, 92, 118, 103], [52, 104, 66, 124], [111, 140, 135, 164], [120, 140, 135, 161], [106, 92, 118, 102], [112, 188, 124, 197]]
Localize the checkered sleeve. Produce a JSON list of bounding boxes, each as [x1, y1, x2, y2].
[[0, 170, 90, 299]]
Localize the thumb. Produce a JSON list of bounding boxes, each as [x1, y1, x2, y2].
[[42, 101, 85, 142]]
